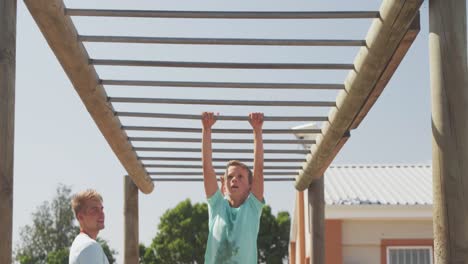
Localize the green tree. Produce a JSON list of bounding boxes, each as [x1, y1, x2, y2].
[[141, 199, 290, 264], [15, 185, 117, 264], [257, 206, 291, 264], [98, 237, 117, 264], [46, 248, 69, 264], [143, 199, 208, 264]]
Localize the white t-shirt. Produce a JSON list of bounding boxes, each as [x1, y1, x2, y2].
[[69, 233, 110, 264]]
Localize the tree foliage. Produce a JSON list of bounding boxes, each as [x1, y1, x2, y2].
[[257, 206, 291, 264], [15, 185, 116, 264], [141, 199, 290, 264]]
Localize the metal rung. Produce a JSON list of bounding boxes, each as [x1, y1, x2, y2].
[[80, 35, 366, 46], [117, 112, 328, 122], [151, 177, 295, 182], [148, 171, 297, 176], [134, 147, 308, 154], [139, 157, 305, 162], [144, 164, 300, 170], [129, 136, 316, 144], [110, 97, 335, 107], [102, 80, 344, 90], [66, 9, 380, 19], [92, 59, 354, 70], [124, 126, 321, 134]]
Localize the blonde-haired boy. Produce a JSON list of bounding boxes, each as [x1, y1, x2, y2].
[[69, 189, 109, 264]]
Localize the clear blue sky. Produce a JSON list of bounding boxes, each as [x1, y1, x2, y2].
[[13, 0, 432, 263]]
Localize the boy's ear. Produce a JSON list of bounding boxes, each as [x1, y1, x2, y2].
[[77, 211, 83, 222]]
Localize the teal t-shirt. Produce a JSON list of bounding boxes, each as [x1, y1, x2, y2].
[[204, 190, 265, 264]]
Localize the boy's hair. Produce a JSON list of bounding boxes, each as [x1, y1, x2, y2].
[[223, 160, 253, 184], [71, 189, 103, 218]]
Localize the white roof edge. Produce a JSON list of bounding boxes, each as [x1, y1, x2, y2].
[[329, 164, 431, 169], [326, 204, 433, 220]]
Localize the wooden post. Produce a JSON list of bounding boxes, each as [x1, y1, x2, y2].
[[429, 0, 468, 263], [124, 176, 139, 264], [297, 191, 306, 264], [0, 0, 17, 263], [309, 177, 325, 264]]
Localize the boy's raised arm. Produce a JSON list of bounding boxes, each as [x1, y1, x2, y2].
[[249, 112, 264, 201], [202, 112, 219, 197]]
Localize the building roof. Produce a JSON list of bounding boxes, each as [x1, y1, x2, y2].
[[324, 164, 432, 206]]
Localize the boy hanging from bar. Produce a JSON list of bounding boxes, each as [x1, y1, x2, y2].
[[201, 112, 265, 264]]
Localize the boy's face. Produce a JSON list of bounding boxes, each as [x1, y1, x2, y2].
[[224, 165, 251, 201], [78, 199, 105, 232]]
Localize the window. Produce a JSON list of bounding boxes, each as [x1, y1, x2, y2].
[[387, 246, 433, 264], [381, 239, 433, 264]]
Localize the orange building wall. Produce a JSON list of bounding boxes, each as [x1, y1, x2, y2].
[[325, 219, 343, 264]]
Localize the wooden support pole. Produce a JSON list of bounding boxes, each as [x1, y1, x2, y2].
[[124, 176, 139, 264], [0, 0, 17, 263], [295, 0, 422, 190], [429, 0, 468, 263], [24, 0, 154, 193], [308, 177, 325, 264], [297, 191, 306, 264]]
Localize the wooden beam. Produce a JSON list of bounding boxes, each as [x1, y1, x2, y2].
[[429, 0, 468, 263], [308, 177, 325, 264], [295, 0, 423, 190], [299, 132, 350, 187], [350, 13, 420, 129], [24, 0, 154, 193], [124, 176, 139, 264], [0, 0, 16, 262]]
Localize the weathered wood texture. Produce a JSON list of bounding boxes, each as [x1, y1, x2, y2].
[[350, 13, 420, 129], [23, 0, 154, 193], [429, 0, 468, 263], [0, 0, 17, 263], [124, 176, 139, 264], [295, 0, 423, 190], [308, 177, 325, 264]]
